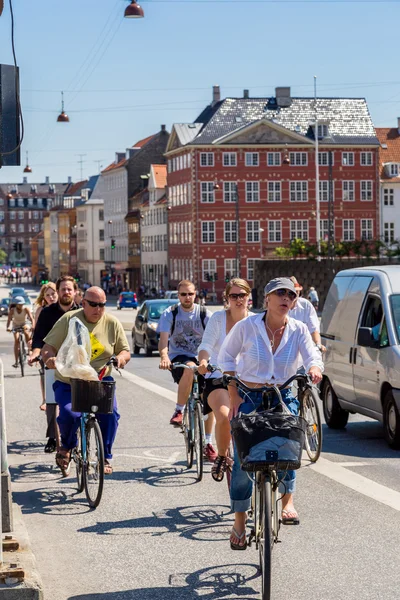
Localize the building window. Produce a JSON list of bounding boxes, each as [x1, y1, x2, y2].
[[224, 258, 238, 279], [0, 211, 4, 222], [201, 221, 215, 243], [18, 211, 24, 220], [318, 152, 334, 166], [10, 211, 15, 220], [99, 209, 104, 221], [319, 181, 334, 202], [383, 188, 394, 206], [268, 220, 282, 242], [246, 181, 259, 203], [361, 181, 373, 201], [384, 222, 395, 243], [390, 163, 399, 177], [33, 211, 39, 219], [247, 259, 256, 281], [317, 124, 329, 138], [200, 182, 215, 203], [18, 224, 24, 233], [224, 221, 237, 243], [290, 152, 308, 166], [0, 225, 5, 234], [10, 224, 16, 233], [343, 181, 355, 201], [224, 182, 237, 203], [342, 152, 354, 166], [290, 220, 309, 241], [223, 152, 237, 166], [267, 152, 281, 166], [361, 219, 373, 240], [268, 181, 281, 202], [200, 152, 214, 167], [320, 219, 335, 241], [202, 259, 217, 282], [246, 220, 260, 242], [99, 229, 104, 241], [245, 152, 259, 166], [100, 248, 105, 260], [360, 152, 373, 166], [343, 219, 355, 241], [290, 181, 308, 202]]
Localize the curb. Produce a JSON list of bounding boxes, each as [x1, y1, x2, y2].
[[0, 504, 44, 599]]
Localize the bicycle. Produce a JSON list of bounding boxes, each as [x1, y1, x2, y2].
[[71, 356, 120, 508], [297, 375, 322, 462], [171, 363, 207, 482], [12, 326, 28, 377], [224, 373, 308, 600]]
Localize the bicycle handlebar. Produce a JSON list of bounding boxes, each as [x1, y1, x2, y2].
[[171, 362, 215, 374], [220, 372, 313, 393]]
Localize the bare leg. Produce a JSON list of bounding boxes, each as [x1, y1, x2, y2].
[[177, 365, 195, 406], [208, 389, 231, 456]]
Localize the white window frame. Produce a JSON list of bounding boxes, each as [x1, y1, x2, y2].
[[290, 181, 308, 202], [342, 152, 354, 166], [361, 219, 373, 240], [343, 180, 355, 201], [384, 222, 395, 244], [268, 220, 282, 242], [247, 258, 256, 281], [224, 258, 239, 279], [383, 188, 394, 206], [246, 181, 260, 203], [223, 182, 237, 203], [268, 181, 281, 202], [318, 152, 334, 166], [361, 152, 373, 166], [200, 152, 214, 167], [201, 221, 215, 244], [390, 163, 400, 177], [317, 124, 329, 138], [246, 220, 260, 243], [290, 152, 308, 166], [361, 180, 373, 201], [290, 220, 309, 241], [319, 180, 334, 203], [267, 152, 281, 166], [223, 152, 237, 167], [342, 219, 355, 241], [320, 219, 335, 241], [224, 221, 237, 243], [245, 152, 259, 167], [202, 259, 217, 282], [200, 182, 215, 203]]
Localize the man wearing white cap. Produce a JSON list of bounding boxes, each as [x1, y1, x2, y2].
[[6, 296, 34, 368]]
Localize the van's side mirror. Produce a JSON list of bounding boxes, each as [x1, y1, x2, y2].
[[137, 314, 144, 323], [357, 327, 378, 347]]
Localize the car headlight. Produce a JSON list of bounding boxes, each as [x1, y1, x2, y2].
[[148, 322, 158, 330]]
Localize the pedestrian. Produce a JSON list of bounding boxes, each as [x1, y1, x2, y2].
[[308, 287, 319, 312]]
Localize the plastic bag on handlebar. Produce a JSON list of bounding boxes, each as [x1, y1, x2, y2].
[[55, 317, 98, 381]]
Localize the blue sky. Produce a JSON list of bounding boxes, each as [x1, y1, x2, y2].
[[0, 0, 399, 184]]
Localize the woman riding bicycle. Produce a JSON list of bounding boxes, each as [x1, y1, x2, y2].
[[197, 278, 253, 482], [218, 277, 323, 550], [6, 296, 34, 368]]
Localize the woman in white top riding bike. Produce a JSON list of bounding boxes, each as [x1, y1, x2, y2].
[[218, 277, 323, 550], [6, 296, 34, 368], [198, 278, 252, 482]]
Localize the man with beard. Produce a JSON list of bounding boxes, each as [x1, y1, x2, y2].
[[29, 275, 79, 453]]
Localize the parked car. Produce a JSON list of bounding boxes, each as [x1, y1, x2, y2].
[[320, 265, 400, 448], [9, 287, 25, 299], [117, 291, 138, 310], [0, 298, 10, 317], [132, 299, 178, 356], [165, 291, 179, 300]]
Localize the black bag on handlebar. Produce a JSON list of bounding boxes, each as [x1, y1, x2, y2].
[[231, 410, 307, 472], [70, 379, 115, 414]]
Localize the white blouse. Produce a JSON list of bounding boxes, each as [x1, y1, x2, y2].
[[290, 297, 320, 334], [217, 313, 324, 385]]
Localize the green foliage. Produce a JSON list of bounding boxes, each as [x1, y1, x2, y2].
[[0, 248, 7, 265]]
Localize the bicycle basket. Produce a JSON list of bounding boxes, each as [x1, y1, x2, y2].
[[70, 379, 115, 414], [231, 410, 307, 472]]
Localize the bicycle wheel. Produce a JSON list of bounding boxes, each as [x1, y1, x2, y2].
[[73, 425, 84, 493], [19, 335, 25, 377], [83, 419, 104, 508], [193, 402, 204, 482], [183, 405, 194, 469], [301, 387, 323, 462], [259, 475, 273, 600]]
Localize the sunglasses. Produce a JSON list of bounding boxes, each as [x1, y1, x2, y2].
[[228, 293, 247, 301], [274, 289, 297, 301], [85, 300, 107, 308], [179, 292, 195, 297]]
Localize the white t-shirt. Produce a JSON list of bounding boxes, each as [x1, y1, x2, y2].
[[290, 297, 320, 334]]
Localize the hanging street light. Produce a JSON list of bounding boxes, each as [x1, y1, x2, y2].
[[124, 0, 144, 18], [57, 91, 70, 123], [23, 151, 32, 173]]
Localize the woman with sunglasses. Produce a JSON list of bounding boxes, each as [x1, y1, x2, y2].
[[218, 277, 323, 550], [198, 278, 253, 482]]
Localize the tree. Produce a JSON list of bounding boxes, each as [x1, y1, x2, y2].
[[0, 248, 7, 265]]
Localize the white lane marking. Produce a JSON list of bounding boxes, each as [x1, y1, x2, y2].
[[113, 453, 181, 463], [335, 461, 370, 468], [310, 456, 400, 512], [121, 369, 176, 403]]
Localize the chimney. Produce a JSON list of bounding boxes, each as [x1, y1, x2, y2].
[[115, 152, 125, 163], [212, 85, 221, 106], [23, 176, 28, 184], [45, 176, 50, 184], [68, 176, 72, 184], [398, 117, 400, 135], [161, 124, 166, 132], [243, 89, 249, 99], [275, 86, 292, 108]]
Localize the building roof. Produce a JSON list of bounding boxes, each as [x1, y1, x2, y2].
[[155, 194, 167, 205], [151, 164, 167, 189], [64, 180, 89, 196], [180, 97, 378, 146], [375, 127, 400, 179], [133, 134, 155, 149], [173, 123, 203, 146], [77, 198, 104, 206], [0, 182, 69, 196], [101, 158, 127, 174]]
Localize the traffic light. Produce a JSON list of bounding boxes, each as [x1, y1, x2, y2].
[[214, 272, 218, 281], [225, 272, 231, 283], [111, 238, 116, 249], [12, 242, 17, 252], [18, 242, 22, 252], [205, 272, 210, 281]]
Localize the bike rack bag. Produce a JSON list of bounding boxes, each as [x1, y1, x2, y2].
[[70, 379, 115, 414]]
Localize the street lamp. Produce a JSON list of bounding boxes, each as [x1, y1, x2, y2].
[[57, 91, 69, 123], [314, 76, 321, 258], [259, 228, 264, 258], [124, 0, 144, 18], [214, 181, 241, 277]]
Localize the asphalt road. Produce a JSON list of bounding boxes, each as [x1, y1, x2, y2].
[[2, 283, 400, 599]]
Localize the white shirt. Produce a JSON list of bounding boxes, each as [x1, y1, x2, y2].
[[217, 313, 323, 385], [290, 297, 320, 334]]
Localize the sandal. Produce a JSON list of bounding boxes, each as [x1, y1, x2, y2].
[[56, 448, 71, 477], [211, 455, 233, 482], [104, 460, 113, 475], [44, 438, 57, 453], [281, 508, 300, 526], [230, 526, 247, 551]]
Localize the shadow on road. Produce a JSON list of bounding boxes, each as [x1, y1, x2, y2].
[[109, 463, 206, 487], [8, 440, 45, 455], [78, 503, 232, 542], [68, 563, 259, 600], [322, 420, 398, 459], [13, 485, 92, 516], [10, 460, 60, 484]]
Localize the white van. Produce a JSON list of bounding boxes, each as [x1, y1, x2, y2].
[[320, 265, 400, 448], [165, 291, 179, 300]]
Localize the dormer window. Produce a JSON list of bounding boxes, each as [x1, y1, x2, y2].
[[10, 185, 18, 194], [31, 184, 37, 193], [384, 163, 400, 177], [317, 124, 329, 138]]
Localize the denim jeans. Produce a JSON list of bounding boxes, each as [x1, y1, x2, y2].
[[230, 388, 299, 513]]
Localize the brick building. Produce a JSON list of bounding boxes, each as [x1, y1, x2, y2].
[[376, 120, 400, 246], [165, 86, 380, 298]]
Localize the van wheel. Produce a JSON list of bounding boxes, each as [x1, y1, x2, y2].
[[383, 391, 400, 449], [132, 337, 141, 355], [322, 379, 349, 429]]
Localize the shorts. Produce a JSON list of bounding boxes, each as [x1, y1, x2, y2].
[[202, 377, 227, 415], [170, 355, 199, 385]]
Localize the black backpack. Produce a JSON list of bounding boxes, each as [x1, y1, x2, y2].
[[170, 304, 207, 336]]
